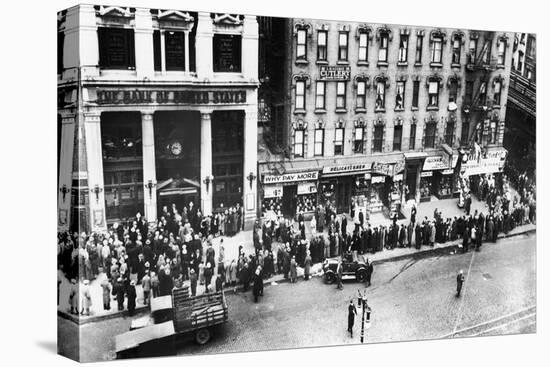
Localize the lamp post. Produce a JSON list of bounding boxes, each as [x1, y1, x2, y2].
[[246, 172, 257, 189], [90, 184, 103, 203], [59, 184, 70, 203], [203, 175, 214, 193], [358, 289, 371, 344], [144, 180, 156, 200]]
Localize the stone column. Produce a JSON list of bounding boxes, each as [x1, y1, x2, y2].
[[83, 111, 107, 232], [243, 100, 259, 229], [141, 110, 157, 223], [200, 110, 213, 216], [64, 4, 99, 79], [184, 30, 190, 73], [58, 112, 76, 232], [134, 8, 154, 79], [195, 12, 213, 79]]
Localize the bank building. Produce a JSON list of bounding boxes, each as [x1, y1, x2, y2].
[[57, 5, 259, 232]]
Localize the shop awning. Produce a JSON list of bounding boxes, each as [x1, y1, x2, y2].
[[403, 152, 428, 160]]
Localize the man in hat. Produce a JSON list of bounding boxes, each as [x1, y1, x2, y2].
[[68, 279, 79, 315], [127, 280, 137, 316], [456, 270, 465, 297], [253, 267, 263, 303], [336, 257, 344, 290], [100, 277, 112, 310], [347, 299, 357, 337], [289, 256, 298, 283], [81, 280, 92, 316], [112, 277, 126, 311], [141, 270, 151, 305], [189, 268, 198, 297]]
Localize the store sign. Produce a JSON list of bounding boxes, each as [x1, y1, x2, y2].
[[371, 176, 385, 183], [263, 171, 319, 184], [421, 171, 433, 177], [264, 185, 283, 198], [442, 169, 454, 175], [423, 155, 450, 171], [319, 65, 351, 81], [462, 149, 507, 176], [394, 174, 403, 181], [394, 160, 405, 174], [95, 89, 247, 105], [371, 162, 394, 176], [297, 182, 317, 195], [323, 164, 369, 175]]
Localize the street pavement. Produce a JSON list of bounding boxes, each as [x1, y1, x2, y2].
[[58, 231, 535, 362]]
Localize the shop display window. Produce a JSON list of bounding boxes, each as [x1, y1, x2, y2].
[[438, 175, 453, 197], [296, 193, 317, 213], [419, 177, 433, 199], [368, 181, 385, 212], [262, 197, 282, 215]]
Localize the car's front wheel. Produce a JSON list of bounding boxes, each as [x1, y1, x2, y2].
[[325, 272, 336, 284], [356, 270, 367, 283]]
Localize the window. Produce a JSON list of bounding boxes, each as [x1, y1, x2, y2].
[[415, 35, 423, 63], [334, 128, 344, 155], [315, 81, 326, 110], [461, 119, 470, 145], [58, 31, 64, 75], [373, 125, 384, 152], [489, 121, 498, 144], [409, 123, 417, 150], [297, 29, 307, 60], [525, 66, 534, 81], [213, 34, 242, 72], [378, 33, 389, 62], [452, 37, 461, 64], [468, 38, 477, 64], [493, 81, 502, 105], [295, 81, 306, 110], [336, 82, 347, 109], [445, 121, 455, 146], [356, 80, 367, 109], [314, 128, 324, 156], [398, 35, 408, 63], [424, 122, 436, 148], [465, 81, 474, 104], [375, 81, 386, 110], [294, 130, 304, 158], [479, 82, 487, 105], [431, 36, 443, 63], [317, 31, 327, 61], [395, 81, 405, 110], [165, 31, 185, 71], [481, 40, 491, 64], [338, 32, 349, 61], [449, 80, 458, 103], [517, 50, 524, 72], [412, 80, 420, 108], [526, 36, 535, 58], [358, 32, 368, 62], [428, 81, 439, 107], [497, 39, 506, 65], [393, 125, 403, 151], [354, 127, 364, 153], [98, 27, 135, 69]]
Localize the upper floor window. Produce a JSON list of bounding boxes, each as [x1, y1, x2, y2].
[[58, 31, 64, 75], [336, 82, 347, 110], [468, 38, 477, 64], [378, 33, 389, 62], [493, 81, 502, 105], [409, 123, 417, 150], [356, 80, 367, 109], [354, 127, 365, 153], [517, 50, 524, 72], [334, 128, 344, 155], [424, 122, 436, 149], [445, 121, 455, 146], [412, 80, 420, 108], [338, 32, 349, 61], [373, 125, 384, 152], [315, 81, 326, 110], [452, 36, 461, 64], [153, 30, 194, 72], [481, 40, 491, 64], [297, 29, 307, 60], [393, 125, 403, 151], [465, 81, 474, 104], [479, 81, 487, 105], [428, 80, 439, 107], [398, 35, 408, 63], [98, 27, 135, 69], [375, 81, 386, 110], [395, 81, 405, 110], [358, 32, 369, 62], [294, 129, 305, 158], [314, 128, 324, 156], [295, 81, 306, 110], [449, 79, 459, 103], [497, 39, 506, 65], [415, 35, 423, 63], [213, 34, 241, 72], [431, 36, 443, 63], [317, 31, 327, 61], [526, 36, 535, 58]]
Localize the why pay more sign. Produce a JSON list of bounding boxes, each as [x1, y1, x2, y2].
[[263, 171, 319, 184]]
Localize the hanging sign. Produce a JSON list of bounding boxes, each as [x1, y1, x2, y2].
[[421, 171, 433, 178], [297, 182, 317, 195], [319, 65, 351, 81], [371, 176, 385, 184], [264, 185, 283, 198], [442, 169, 454, 175], [371, 162, 394, 176], [423, 155, 450, 171], [263, 171, 319, 184]]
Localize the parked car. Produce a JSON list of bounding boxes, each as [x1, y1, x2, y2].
[[322, 253, 369, 283]]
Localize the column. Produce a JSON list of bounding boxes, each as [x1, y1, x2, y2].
[[200, 110, 213, 216], [142, 110, 157, 223], [134, 8, 154, 79], [160, 30, 166, 73], [58, 112, 76, 232], [184, 30, 190, 73], [242, 15, 259, 81], [195, 12, 213, 79], [64, 4, 99, 79], [243, 100, 259, 229], [83, 111, 107, 232]]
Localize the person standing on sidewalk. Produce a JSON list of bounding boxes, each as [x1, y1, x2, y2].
[[290, 256, 298, 283], [304, 251, 312, 281], [81, 279, 92, 316], [112, 277, 126, 311], [336, 257, 344, 290], [189, 268, 198, 296], [462, 226, 470, 253], [456, 270, 465, 297], [127, 280, 137, 316], [141, 271, 151, 306], [347, 300, 357, 338], [252, 267, 263, 303], [100, 278, 112, 310], [365, 259, 374, 287]]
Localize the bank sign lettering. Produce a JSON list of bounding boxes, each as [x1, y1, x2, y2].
[[319, 66, 351, 81], [263, 172, 319, 184], [95, 89, 247, 105]]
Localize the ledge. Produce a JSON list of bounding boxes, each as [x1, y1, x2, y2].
[[314, 109, 327, 114], [316, 60, 329, 65], [451, 63, 461, 69], [394, 107, 405, 112], [377, 61, 389, 67], [414, 62, 423, 67], [335, 108, 348, 114], [430, 62, 443, 68], [293, 109, 306, 115], [355, 108, 367, 114], [375, 108, 386, 113], [397, 61, 408, 67], [411, 107, 419, 111], [337, 60, 350, 65], [426, 106, 439, 111], [295, 59, 309, 66], [357, 61, 369, 67]]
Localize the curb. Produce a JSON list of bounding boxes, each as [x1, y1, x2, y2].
[[59, 226, 535, 324]]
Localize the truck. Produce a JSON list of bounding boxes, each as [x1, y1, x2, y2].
[[115, 286, 228, 359]]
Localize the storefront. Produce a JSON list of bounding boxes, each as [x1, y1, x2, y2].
[[261, 171, 319, 218], [419, 155, 453, 201], [403, 152, 428, 202], [321, 164, 370, 215], [460, 147, 508, 198]]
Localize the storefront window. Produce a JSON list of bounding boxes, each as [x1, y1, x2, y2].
[[213, 34, 242, 72], [437, 174, 453, 198], [419, 175, 433, 200], [368, 177, 385, 213]]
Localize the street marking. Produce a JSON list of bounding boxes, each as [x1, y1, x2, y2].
[[470, 313, 536, 337], [451, 250, 476, 335], [442, 305, 536, 338]]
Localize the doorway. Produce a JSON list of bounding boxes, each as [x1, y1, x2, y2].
[[282, 184, 297, 217]]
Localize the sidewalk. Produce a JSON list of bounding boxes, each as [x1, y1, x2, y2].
[[58, 220, 535, 324]]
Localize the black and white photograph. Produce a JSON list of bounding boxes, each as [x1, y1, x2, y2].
[[48, 0, 541, 364]]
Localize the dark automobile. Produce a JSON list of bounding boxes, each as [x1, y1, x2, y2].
[[322, 253, 369, 283]]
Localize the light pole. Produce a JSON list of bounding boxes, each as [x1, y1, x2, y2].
[[358, 289, 371, 343]]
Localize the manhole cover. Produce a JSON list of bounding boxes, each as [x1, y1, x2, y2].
[[482, 273, 492, 280]]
